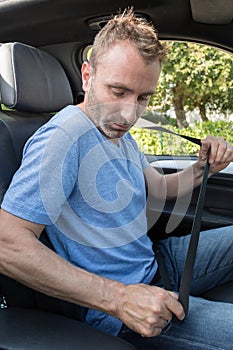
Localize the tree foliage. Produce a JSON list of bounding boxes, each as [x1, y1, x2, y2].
[[131, 120, 233, 156], [150, 42, 233, 128]]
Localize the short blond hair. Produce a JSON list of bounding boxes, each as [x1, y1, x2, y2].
[[89, 8, 167, 68]]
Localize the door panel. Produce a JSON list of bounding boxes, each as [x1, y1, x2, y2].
[[146, 156, 233, 242]]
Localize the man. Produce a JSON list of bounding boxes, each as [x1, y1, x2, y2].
[[0, 9, 233, 349]]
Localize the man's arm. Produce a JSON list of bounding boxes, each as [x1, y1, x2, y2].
[[0, 209, 122, 311], [144, 136, 233, 201], [0, 209, 184, 337]]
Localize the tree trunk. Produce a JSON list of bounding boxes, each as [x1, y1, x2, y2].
[[198, 104, 208, 121], [172, 86, 188, 128]]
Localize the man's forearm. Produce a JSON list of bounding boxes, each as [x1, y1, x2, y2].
[[0, 211, 185, 337], [0, 215, 123, 316], [164, 162, 205, 199]]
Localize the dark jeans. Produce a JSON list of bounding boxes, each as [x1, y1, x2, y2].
[[119, 225, 233, 349]]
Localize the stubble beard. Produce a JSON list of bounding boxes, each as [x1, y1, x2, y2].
[[85, 86, 128, 140]]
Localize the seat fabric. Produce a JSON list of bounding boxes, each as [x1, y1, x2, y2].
[[0, 42, 73, 112], [0, 308, 136, 350]]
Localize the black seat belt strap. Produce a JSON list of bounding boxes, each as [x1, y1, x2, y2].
[[145, 125, 202, 146], [146, 125, 209, 321], [177, 157, 209, 317]]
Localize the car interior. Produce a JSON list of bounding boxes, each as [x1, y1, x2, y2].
[[0, 0, 232, 349]]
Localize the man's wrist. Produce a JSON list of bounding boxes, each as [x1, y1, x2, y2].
[[100, 278, 126, 317], [192, 162, 206, 184]]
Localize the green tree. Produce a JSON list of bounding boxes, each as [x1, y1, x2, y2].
[[150, 42, 233, 128]]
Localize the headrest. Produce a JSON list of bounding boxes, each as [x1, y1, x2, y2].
[[0, 42, 74, 113]]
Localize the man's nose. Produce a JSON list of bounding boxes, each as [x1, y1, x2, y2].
[[120, 102, 139, 124]]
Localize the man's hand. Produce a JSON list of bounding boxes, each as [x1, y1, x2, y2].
[[198, 136, 233, 175], [116, 284, 184, 337]]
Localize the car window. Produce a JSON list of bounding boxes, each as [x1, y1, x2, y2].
[[83, 42, 233, 156]]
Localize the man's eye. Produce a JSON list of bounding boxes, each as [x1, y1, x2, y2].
[[112, 91, 124, 97], [138, 95, 150, 102]]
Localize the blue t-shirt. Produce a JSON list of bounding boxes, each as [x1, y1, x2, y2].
[[2, 105, 158, 335]]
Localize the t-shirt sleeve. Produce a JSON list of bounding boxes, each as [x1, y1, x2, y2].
[[1, 123, 78, 225]]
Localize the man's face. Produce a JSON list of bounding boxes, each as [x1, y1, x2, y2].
[[81, 42, 161, 142]]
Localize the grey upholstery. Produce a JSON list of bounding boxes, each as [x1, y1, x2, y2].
[[0, 308, 136, 350], [0, 42, 73, 112]]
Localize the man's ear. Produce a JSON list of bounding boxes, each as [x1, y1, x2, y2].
[[81, 61, 93, 92]]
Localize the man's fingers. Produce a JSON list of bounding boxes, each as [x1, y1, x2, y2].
[[199, 139, 210, 166], [216, 140, 233, 163], [166, 291, 185, 321], [167, 290, 179, 300], [139, 315, 170, 337], [140, 292, 184, 337], [118, 284, 185, 338], [201, 136, 233, 165]]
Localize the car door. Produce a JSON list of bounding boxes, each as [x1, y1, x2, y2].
[[146, 151, 233, 242]]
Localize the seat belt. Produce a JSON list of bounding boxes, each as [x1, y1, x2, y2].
[[177, 157, 209, 318], [144, 124, 210, 321]]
